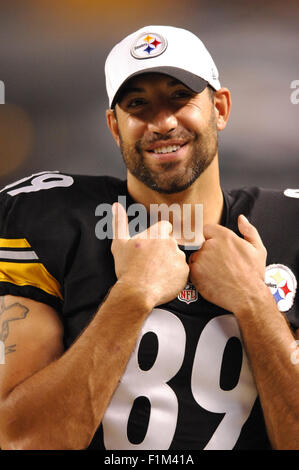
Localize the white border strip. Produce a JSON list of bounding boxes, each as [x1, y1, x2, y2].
[[0, 250, 39, 260], [0, 81, 4, 104]]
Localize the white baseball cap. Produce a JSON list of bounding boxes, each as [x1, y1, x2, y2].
[[105, 25, 221, 108]]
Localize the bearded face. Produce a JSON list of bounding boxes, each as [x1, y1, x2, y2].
[[110, 73, 219, 194], [118, 110, 218, 194]]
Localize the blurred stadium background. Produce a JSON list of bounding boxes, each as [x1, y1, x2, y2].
[[0, 0, 298, 191]]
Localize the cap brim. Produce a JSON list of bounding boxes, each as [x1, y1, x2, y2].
[[111, 66, 209, 108]]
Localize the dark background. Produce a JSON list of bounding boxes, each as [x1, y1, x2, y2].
[[0, 0, 298, 191]]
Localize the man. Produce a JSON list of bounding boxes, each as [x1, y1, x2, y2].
[[0, 25, 298, 450]]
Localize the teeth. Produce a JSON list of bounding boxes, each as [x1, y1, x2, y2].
[[153, 145, 181, 154]]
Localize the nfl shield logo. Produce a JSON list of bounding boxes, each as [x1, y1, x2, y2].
[[178, 282, 198, 304]]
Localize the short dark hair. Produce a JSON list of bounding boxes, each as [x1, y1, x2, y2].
[[207, 84, 215, 102]]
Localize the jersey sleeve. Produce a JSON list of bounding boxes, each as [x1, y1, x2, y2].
[[225, 186, 299, 331], [243, 187, 299, 331], [0, 189, 64, 313]]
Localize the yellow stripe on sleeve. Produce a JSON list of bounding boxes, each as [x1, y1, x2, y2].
[[0, 261, 63, 300], [0, 238, 63, 300], [0, 238, 31, 249]]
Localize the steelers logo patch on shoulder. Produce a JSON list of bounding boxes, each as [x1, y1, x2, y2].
[[131, 32, 168, 59], [265, 264, 297, 312]]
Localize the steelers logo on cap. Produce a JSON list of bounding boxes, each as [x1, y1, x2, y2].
[[131, 32, 168, 59], [265, 264, 297, 312]]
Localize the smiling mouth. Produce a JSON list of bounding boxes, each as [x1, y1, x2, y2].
[[146, 142, 188, 155]]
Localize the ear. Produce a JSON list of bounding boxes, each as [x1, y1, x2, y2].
[[106, 107, 120, 147], [213, 87, 231, 131]]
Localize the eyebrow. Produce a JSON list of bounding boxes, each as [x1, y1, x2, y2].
[[119, 79, 186, 100], [122, 86, 144, 96]]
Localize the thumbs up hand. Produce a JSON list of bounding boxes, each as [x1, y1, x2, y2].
[[189, 215, 268, 315], [111, 202, 189, 308]]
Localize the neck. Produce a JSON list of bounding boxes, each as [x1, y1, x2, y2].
[[127, 156, 224, 246]]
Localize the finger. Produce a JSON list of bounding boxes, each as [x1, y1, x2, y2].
[[237, 214, 265, 250], [149, 220, 173, 239], [203, 223, 228, 240], [112, 202, 130, 240], [188, 250, 199, 265]]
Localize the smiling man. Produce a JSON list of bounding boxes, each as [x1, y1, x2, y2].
[[0, 25, 298, 451], [109, 74, 219, 195]]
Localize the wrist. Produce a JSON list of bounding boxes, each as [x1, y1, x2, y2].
[[232, 280, 276, 319], [112, 279, 156, 313]]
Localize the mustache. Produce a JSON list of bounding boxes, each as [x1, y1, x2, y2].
[[136, 129, 197, 150]]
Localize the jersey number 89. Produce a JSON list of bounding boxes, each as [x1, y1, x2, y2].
[[102, 309, 257, 450]]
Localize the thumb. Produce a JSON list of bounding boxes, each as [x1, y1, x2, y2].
[[238, 214, 265, 251], [112, 202, 130, 241], [149, 220, 173, 239]]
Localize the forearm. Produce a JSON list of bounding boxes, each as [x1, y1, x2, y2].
[[0, 282, 153, 450], [234, 283, 299, 449]]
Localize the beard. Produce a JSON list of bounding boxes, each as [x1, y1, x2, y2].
[[118, 112, 218, 194]]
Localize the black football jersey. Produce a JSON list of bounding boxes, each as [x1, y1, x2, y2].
[[0, 171, 298, 450]]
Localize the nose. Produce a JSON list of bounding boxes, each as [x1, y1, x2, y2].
[[148, 107, 178, 135]]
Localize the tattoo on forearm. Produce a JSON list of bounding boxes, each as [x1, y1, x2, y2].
[[5, 344, 16, 355], [0, 297, 29, 355]]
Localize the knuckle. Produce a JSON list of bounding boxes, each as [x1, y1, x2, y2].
[[260, 244, 267, 256], [223, 228, 234, 241], [111, 240, 116, 253], [166, 236, 177, 250]]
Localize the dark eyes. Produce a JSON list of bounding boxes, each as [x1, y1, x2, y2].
[[171, 90, 194, 99], [126, 97, 147, 109], [125, 90, 194, 110]]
